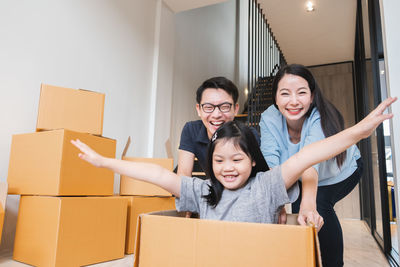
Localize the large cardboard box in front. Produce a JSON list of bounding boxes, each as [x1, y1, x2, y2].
[[13, 196, 127, 267], [134, 210, 321, 267], [124, 196, 175, 254], [120, 157, 173, 196], [36, 84, 105, 135], [7, 129, 115, 196]]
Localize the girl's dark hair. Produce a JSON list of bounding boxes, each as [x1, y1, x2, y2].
[[203, 121, 269, 207], [272, 64, 346, 167]]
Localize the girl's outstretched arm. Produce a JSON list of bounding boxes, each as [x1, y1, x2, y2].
[[281, 97, 397, 188], [71, 139, 182, 197]]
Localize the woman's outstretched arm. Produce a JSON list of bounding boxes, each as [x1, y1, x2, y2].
[[71, 139, 182, 197], [297, 168, 323, 229], [281, 97, 397, 189]]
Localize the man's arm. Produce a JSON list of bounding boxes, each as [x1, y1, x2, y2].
[[177, 149, 196, 217], [177, 149, 195, 177]]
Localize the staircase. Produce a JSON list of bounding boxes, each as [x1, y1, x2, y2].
[[246, 0, 286, 132], [247, 76, 275, 132]]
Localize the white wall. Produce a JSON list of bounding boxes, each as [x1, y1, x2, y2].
[[0, 0, 238, 253], [0, 0, 175, 253], [170, 0, 238, 162], [152, 3, 176, 158], [380, 0, 400, 254]]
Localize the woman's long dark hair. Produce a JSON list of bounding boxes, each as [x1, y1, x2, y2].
[[203, 121, 269, 207], [272, 64, 346, 167]]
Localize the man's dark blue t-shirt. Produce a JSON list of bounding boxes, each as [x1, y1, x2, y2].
[[179, 120, 261, 172]]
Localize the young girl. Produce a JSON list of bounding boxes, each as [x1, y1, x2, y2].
[[71, 97, 396, 230]]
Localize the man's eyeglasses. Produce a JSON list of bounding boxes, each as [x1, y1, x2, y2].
[[200, 102, 233, 113]]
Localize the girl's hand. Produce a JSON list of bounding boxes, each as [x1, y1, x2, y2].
[[297, 207, 324, 232], [357, 97, 397, 139], [71, 139, 104, 168], [278, 206, 287, 224]]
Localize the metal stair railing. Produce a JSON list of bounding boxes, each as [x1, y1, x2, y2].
[[247, 0, 287, 132]]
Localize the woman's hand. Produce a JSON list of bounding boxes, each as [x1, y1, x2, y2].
[[357, 97, 397, 139], [297, 206, 324, 232], [297, 168, 322, 230], [71, 139, 105, 168]]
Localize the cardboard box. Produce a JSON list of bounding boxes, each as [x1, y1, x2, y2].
[[8, 129, 115, 196], [120, 157, 173, 196], [0, 182, 7, 244], [134, 210, 321, 267], [36, 84, 105, 135], [0, 205, 3, 245], [13, 196, 127, 267], [124, 196, 175, 254]]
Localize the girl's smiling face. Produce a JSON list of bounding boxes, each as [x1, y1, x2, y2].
[[212, 138, 255, 190]]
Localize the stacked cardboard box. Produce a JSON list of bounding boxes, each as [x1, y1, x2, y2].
[[119, 140, 176, 254], [7, 84, 127, 267]]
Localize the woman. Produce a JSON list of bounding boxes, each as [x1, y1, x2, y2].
[[260, 64, 362, 267]]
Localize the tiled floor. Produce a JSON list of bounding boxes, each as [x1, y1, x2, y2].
[[0, 219, 391, 267], [342, 219, 390, 266]]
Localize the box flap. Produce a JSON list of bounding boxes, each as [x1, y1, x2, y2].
[[313, 226, 322, 266], [165, 138, 173, 159], [133, 214, 142, 267], [0, 181, 7, 244], [148, 210, 301, 223], [0, 181, 7, 210], [78, 88, 105, 95], [145, 209, 186, 217], [121, 137, 131, 159]]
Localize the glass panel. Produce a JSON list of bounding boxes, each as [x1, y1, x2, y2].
[[366, 60, 384, 240], [379, 60, 398, 254], [362, 0, 385, 241], [362, 0, 396, 255]]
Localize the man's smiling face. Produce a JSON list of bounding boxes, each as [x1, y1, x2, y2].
[[196, 88, 239, 139]]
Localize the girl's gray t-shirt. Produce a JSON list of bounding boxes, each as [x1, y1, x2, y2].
[[175, 166, 295, 224]]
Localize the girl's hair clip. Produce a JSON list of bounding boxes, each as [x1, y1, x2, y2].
[[211, 132, 217, 142]]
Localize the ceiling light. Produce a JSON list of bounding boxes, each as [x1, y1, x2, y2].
[[306, 1, 315, 12]]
